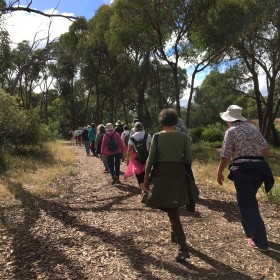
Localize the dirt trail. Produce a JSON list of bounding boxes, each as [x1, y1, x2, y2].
[[0, 143, 279, 280]]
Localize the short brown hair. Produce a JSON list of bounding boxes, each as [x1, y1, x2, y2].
[[158, 108, 178, 127]]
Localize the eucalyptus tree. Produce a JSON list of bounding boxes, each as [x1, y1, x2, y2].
[[0, 30, 12, 89], [148, 60, 188, 111], [9, 40, 43, 108], [52, 17, 88, 129], [136, 0, 210, 117], [106, 0, 156, 123], [192, 0, 280, 144], [235, 0, 280, 143], [192, 69, 248, 126], [86, 5, 130, 123]]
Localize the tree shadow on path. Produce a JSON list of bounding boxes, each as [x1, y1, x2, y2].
[[0, 180, 253, 280]]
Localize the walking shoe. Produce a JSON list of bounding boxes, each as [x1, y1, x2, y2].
[[115, 177, 121, 184], [175, 249, 190, 262], [112, 176, 117, 185], [247, 239, 269, 252]]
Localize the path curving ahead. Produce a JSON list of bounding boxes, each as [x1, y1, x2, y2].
[[0, 143, 279, 280]]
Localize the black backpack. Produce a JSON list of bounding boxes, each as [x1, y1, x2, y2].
[[106, 132, 118, 151], [130, 133, 149, 164]]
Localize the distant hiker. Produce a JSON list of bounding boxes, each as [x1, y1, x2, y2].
[[121, 125, 130, 161], [101, 123, 125, 184], [143, 108, 198, 262], [95, 124, 109, 171], [114, 120, 124, 136], [124, 122, 151, 191], [129, 118, 140, 137], [77, 128, 83, 145], [69, 128, 75, 146], [217, 105, 274, 252], [88, 123, 97, 156], [81, 126, 91, 156], [73, 128, 79, 145]]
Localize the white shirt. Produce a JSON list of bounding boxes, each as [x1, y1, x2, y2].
[[128, 130, 152, 151], [121, 130, 130, 145]]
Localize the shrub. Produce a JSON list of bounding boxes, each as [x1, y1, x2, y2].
[[0, 89, 49, 152], [190, 127, 204, 143], [201, 124, 225, 142]]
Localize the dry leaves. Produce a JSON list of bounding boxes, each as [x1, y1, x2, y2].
[[0, 143, 279, 279]]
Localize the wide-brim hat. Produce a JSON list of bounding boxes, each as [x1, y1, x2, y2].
[[105, 123, 114, 131], [220, 105, 247, 122], [115, 120, 123, 126]]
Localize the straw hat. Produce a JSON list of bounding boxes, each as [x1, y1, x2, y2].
[[105, 123, 114, 131]]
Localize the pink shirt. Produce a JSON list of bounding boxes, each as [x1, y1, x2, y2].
[[101, 130, 125, 156], [221, 122, 268, 162]]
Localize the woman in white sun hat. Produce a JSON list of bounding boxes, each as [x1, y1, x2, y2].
[[217, 105, 274, 252]]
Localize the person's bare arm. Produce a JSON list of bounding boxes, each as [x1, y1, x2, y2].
[[127, 145, 133, 165], [263, 147, 269, 158], [217, 157, 230, 186]]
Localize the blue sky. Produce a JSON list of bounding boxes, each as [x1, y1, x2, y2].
[[5, 0, 114, 46], [26, 0, 112, 19]]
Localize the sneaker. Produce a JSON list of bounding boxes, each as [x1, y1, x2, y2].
[[247, 239, 269, 252], [175, 249, 190, 262], [115, 177, 121, 184]]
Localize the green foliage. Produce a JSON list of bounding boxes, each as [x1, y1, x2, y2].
[[0, 89, 49, 152], [201, 123, 225, 142], [190, 127, 203, 143]]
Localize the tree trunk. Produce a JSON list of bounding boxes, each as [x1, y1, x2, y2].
[[171, 66, 181, 118]]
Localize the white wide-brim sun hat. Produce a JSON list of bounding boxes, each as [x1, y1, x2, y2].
[[220, 105, 247, 122]]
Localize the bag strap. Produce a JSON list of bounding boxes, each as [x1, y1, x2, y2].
[[106, 131, 115, 138]]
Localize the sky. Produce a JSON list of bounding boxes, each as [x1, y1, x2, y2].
[[4, 0, 113, 46]]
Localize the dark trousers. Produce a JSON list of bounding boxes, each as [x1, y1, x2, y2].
[[90, 140, 96, 155], [107, 153, 121, 178], [232, 169, 268, 249], [163, 208, 187, 250], [136, 171, 145, 184]]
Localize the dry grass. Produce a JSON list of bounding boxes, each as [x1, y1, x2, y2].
[[0, 141, 77, 201], [191, 143, 280, 203], [192, 161, 235, 194]]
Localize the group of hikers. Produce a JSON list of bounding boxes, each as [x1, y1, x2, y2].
[[70, 106, 274, 262]]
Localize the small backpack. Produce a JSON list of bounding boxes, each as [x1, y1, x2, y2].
[[130, 133, 149, 164], [106, 132, 118, 152]]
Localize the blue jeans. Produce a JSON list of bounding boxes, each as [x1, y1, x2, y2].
[[83, 140, 90, 155], [232, 169, 268, 249], [107, 153, 121, 178], [103, 156, 109, 170]]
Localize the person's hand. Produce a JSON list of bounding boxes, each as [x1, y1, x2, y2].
[[217, 172, 224, 186], [143, 174, 150, 191]]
